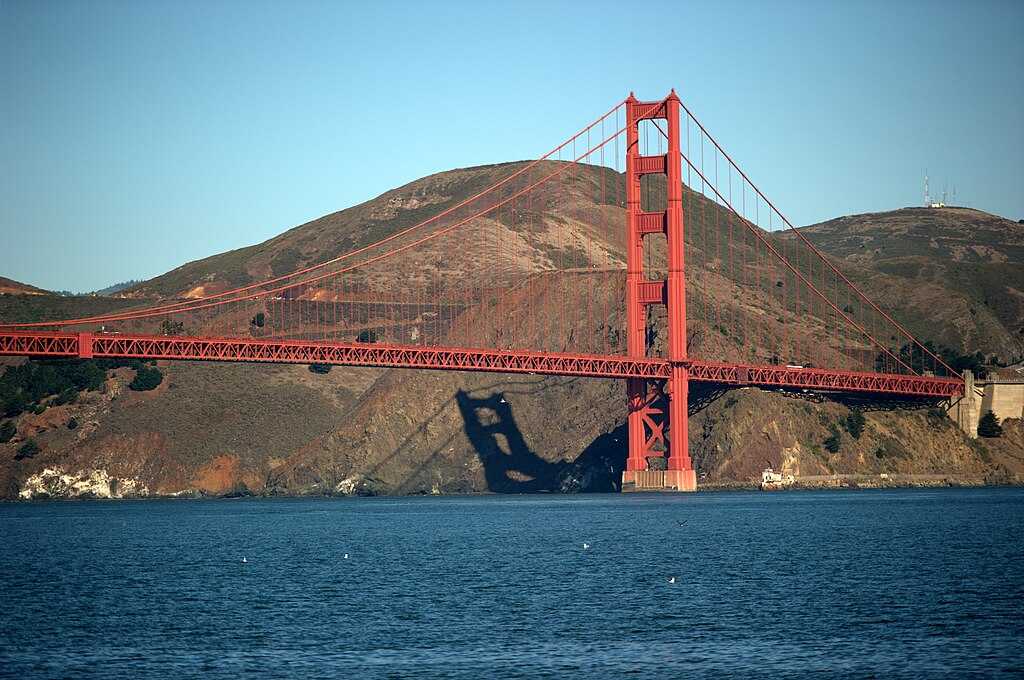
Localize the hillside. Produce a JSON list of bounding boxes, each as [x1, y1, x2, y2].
[[0, 277, 48, 296], [784, 207, 1024, 363], [1, 166, 1022, 499]]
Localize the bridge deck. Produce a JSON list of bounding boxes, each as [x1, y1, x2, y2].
[[0, 331, 963, 398]]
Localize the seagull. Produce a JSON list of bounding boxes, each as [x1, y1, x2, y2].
[[242, 557, 248, 564], [582, 543, 590, 550], [676, 519, 689, 528], [343, 553, 349, 559], [668, 577, 676, 584]]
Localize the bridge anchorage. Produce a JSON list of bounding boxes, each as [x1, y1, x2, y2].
[[0, 89, 965, 493]]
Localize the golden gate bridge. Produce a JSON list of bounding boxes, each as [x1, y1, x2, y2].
[[0, 91, 964, 491]]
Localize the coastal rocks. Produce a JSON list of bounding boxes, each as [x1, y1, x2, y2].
[[18, 467, 150, 500], [334, 474, 380, 496]]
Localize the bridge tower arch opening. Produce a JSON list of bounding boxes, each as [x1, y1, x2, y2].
[[622, 91, 697, 492]]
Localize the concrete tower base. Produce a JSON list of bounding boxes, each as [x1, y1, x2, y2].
[[621, 469, 697, 492]]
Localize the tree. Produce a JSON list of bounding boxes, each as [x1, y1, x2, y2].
[[54, 388, 78, 405], [308, 363, 332, 374], [129, 366, 163, 391], [67, 417, 79, 430], [15, 439, 39, 460], [3, 391, 27, 418], [0, 420, 15, 443], [356, 329, 377, 343], [251, 312, 266, 328], [845, 409, 866, 439], [824, 427, 842, 453], [977, 411, 1003, 438]]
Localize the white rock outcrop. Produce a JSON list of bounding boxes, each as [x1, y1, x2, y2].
[[19, 467, 150, 500]]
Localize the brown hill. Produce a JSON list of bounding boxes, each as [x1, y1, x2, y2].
[[1, 167, 1022, 499], [0, 276, 48, 296], [783, 207, 1024, 362]]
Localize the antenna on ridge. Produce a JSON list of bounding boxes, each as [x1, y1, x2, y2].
[[924, 170, 930, 207]]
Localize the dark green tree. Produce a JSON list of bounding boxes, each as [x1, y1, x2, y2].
[[55, 388, 79, 405], [308, 363, 332, 374], [845, 409, 866, 439], [356, 329, 377, 343], [977, 411, 1003, 438], [0, 420, 15, 443], [251, 312, 266, 328], [15, 439, 39, 460], [824, 427, 842, 453], [3, 391, 27, 418], [129, 366, 163, 391]]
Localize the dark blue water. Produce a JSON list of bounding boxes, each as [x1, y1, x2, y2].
[[1, 489, 1022, 678]]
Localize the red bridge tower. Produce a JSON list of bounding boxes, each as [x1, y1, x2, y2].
[[621, 91, 697, 492]]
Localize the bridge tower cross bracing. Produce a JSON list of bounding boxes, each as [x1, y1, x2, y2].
[[622, 91, 697, 492]]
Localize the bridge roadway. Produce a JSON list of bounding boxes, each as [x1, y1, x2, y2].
[[0, 330, 964, 399], [0, 330, 964, 398]]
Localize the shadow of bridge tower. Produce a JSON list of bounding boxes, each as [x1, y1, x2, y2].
[[455, 389, 626, 494]]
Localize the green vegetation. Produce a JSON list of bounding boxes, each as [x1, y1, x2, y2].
[[1, 359, 106, 416], [0, 420, 15, 443], [15, 439, 39, 460], [356, 329, 378, 343], [844, 409, 865, 439], [129, 366, 164, 391], [251, 312, 266, 328], [55, 388, 79, 406], [67, 417, 79, 430], [824, 426, 842, 453], [977, 411, 1003, 438], [308, 363, 332, 374]]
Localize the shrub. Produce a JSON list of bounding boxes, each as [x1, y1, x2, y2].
[[0, 420, 15, 443], [66, 361, 106, 391], [15, 439, 39, 460], [54, 388, 78, 406], [2, 392, 27, 418], [977, 411, 1002, 438], [1, 359, 107, 415], [129, 366, 163, 391], [308, 363, 332, 374], [845, 409, 865, 439], [824, 427, 841, 453], [356, 329, 377, 343], [67, 417, 79, 430], [251, 312, 266, 328], [33, 403, 47, 415]]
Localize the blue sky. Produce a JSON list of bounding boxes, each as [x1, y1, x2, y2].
[[2, 0, 1021, 292]]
